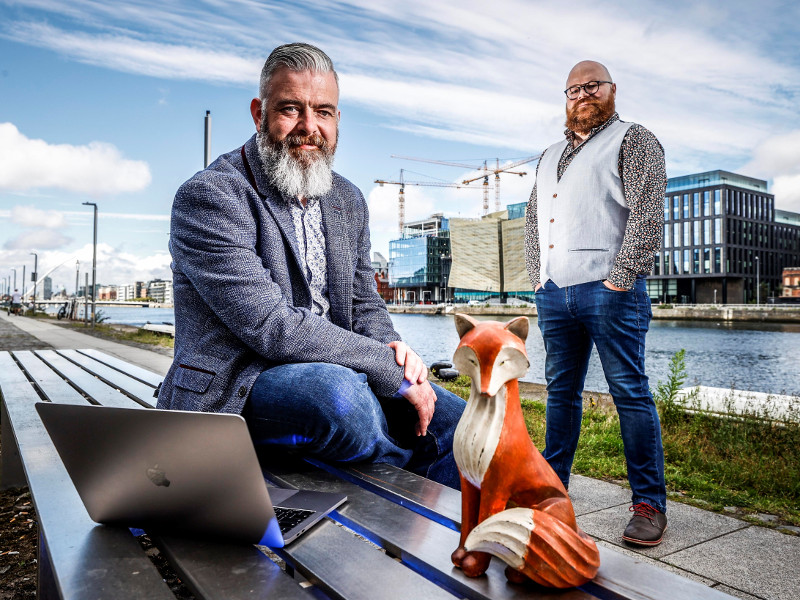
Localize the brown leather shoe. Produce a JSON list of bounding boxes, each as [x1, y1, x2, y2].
[[623, 502, 667, 546]]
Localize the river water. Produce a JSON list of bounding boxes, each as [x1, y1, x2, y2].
[[71, 306, 800, 396]]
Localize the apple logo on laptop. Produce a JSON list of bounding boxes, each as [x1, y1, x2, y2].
[[146, 465, 171, 487]]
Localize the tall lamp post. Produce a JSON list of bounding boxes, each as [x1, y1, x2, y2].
[[755, 255, 760, 305], [30, 252, 38, 311], [82, 202, 98, 326], [11, 267, 16, 291]]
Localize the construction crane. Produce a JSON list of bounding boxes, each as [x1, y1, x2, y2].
[[392, 154, 541, 214], [375, 169, 489, 234]]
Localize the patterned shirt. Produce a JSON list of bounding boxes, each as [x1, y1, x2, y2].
[[288, 197, 331, 319], [524, 113, 667, 290]]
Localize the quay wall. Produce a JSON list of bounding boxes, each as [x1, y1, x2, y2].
[[387, 304, 800, 323]]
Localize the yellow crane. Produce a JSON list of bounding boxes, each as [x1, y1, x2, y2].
[[375, 169, 489, 234], [392, 154, 541, 214]]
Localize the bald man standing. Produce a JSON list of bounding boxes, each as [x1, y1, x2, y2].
[[524, 61, 668, 545]]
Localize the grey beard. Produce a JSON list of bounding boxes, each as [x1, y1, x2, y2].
[[256, 132, 335, 200]]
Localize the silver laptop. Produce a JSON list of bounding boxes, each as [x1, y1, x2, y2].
[[35, 402, 347, 547]]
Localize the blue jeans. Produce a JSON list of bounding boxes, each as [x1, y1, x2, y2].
[[244, 363, 466, 489], [534, 278, 667, 513]]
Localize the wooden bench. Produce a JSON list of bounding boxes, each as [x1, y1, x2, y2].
[[1, 348, 735, 600]]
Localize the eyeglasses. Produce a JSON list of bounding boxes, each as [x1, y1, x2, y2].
[[564, 80, 612, 100]]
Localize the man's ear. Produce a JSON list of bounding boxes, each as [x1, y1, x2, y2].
[[250, 98, 262, 132]]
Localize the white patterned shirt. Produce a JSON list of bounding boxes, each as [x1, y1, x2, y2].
[[289, 197, 331, 319]]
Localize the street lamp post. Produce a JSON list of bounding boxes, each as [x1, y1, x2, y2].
[[30, 252, 38, 311], [755, 255, 760, 305], [11, 267, 16, 291], [82, 202, 98, 326]]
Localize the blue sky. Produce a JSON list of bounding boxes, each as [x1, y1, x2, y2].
[[1, 0, 799, 295]]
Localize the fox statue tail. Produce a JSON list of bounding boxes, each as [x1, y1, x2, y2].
[[464, 507, 600, 588]]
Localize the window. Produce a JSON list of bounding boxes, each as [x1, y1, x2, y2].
[[653, 254, 660, 275], [693, 193, 700, 218], [664, 223, 670, 248], [693, 248, 700, 273], [704, 219, 711, 245], [703, 248, 711, 273], [703, 191, 710, 216], [674, 223, 681, 247], [674, 250, 681, 274], [714, 247, 721, 273], [683, 221, 690, 246], [693, 221, 700, 245], [673, 196, 680, 220], [664, 252, 671, 274], [683, 249, 690, 274], [683, 194, 690, 218], [714, 218, 721, 244]]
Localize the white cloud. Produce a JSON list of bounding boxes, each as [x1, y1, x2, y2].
[[772, 175, 800, 213], [3, 229, 73, 251], [0, 123, 152, 194], [10, 206, 68, 228], [6, 243, 173, 290]]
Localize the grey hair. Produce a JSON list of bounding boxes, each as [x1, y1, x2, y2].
[[259, 43, 338, 101]]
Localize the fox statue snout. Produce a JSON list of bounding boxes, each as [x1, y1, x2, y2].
[[450, 314, 599, 588]]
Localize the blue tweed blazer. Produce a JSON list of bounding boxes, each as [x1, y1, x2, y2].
[[157, 134, 404, 415]]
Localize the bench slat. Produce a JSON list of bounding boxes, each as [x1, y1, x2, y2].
[[275, 519, 459, 600], [262, 460, 590, 600], [310, 460, 461, 531], [32, 350, 144, 409], [57, 349, 157, 407], [76, 348, 164, 387], [12, 351, 90, 406], [152, 534, 319, 600], [0, 352, 175, 599]]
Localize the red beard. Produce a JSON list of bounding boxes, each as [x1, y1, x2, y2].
[[565, 96, 615, 135]]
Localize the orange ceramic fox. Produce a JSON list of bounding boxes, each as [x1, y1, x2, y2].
[[450, 314, 599, 588]]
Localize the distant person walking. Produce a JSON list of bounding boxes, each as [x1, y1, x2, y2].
[[10, 289, 22, 315], [157, 43, 465, 489], [524, 60, 668, 545]]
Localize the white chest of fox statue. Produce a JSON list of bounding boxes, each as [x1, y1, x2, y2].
[[450, 314, 599, 588]]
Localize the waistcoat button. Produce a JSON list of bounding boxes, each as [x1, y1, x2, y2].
[[548, 244, 554, 249], [549, 218, 555, 223], [238, 386, 247, 397], [552, 193, 557, 198]]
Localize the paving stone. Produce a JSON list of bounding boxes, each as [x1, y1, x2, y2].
[[569, 474, 631, 516], [578, 498, 749, 558], [664, 526, 800, 600], [712, 585, 765, 600]]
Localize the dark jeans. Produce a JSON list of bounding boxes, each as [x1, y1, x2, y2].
[[244, 363, 466, 489], [534, 277, 667, 512]]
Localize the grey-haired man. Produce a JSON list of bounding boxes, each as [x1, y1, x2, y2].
[[158, 43, 465, 489]]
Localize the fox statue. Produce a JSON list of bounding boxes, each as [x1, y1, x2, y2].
[[450, 314, 600, 588]]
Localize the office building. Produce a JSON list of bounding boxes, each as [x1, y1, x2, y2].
[[148, 279, 173, 305], [650, 170, 800, 304], [388, 214, 451, 303], [43, 276, 52, 300], [783, 267, 800, 299], [448, 202, 533, 303]]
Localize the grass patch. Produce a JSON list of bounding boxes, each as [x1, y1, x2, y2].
[[439, 358, 800, 527], [49, 320, 175, 349]]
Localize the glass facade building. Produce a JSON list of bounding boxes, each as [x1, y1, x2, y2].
[[649, 170, 800, 304], [388, 215, 451, 303]]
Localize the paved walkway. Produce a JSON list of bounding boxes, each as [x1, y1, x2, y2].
[[1, 312, 798, 600]]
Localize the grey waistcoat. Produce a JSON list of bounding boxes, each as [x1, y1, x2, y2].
[[536, 120, 633, 288]]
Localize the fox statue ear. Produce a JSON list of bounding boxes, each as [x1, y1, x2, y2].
[[455, 314, 479, 339], [505, 316, 529, 342]]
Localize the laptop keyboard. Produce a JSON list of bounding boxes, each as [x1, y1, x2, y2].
[[274, 506, 315, 533]]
